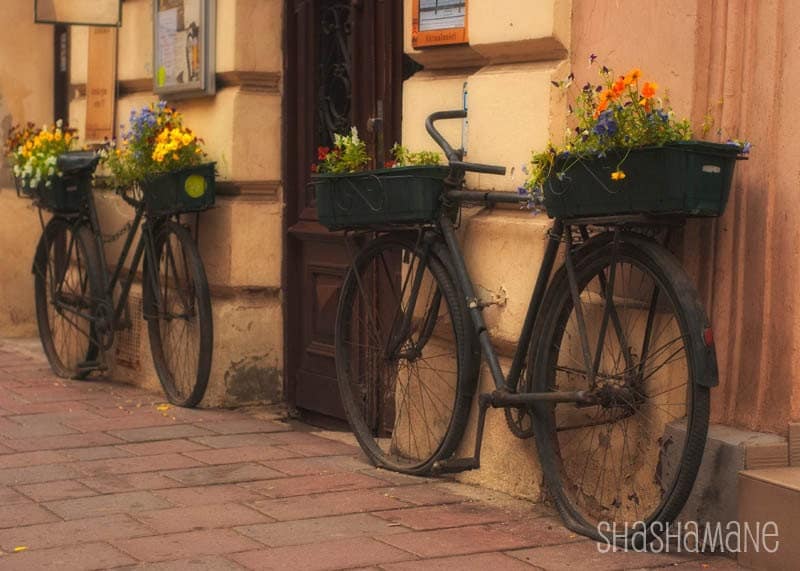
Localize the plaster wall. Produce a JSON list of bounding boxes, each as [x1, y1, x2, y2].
[[0, 0, 55, 337], [64, 0, 285, 406], [570, 0, 799, 435], [402, 0, 570, 499]]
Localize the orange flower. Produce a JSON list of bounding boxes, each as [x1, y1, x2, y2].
[[594, 98, 609, 118], [624, 68, 642, 85], [641, 81, 657, 98], [612, 77, 626, 96], [610, 170, 626, 181]]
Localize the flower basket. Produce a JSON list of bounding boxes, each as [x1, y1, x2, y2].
[[313, 165, 450, 230], [15, 170, 91, 213], [141, 162, 216, 216], [543, 141, 742, 219]]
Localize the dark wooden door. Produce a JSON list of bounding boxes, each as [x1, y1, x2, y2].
[[285, 0, 404, 419]]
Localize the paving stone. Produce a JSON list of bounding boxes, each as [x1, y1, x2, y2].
[[0, 514, 154, 551], [0, 486, 33, 505], [184, 445, 301, 466], [379, 484, 467, 506], [645, 558, 745, 570], [134, 503, 272, 534], [0, 542, 135, 571], [0, 401, 92, 415], [163, 463, 284, 486], [117, 555, 246, 570], [0, 450, 68, 469], [0, 463, 82, 485], [251, 488, 409, 521], [62, 446, 132, 461], [80, 472, 182, 494], [231, 538, 416, 570], [117, 439, 210, 456], [76, 453, 203, 476], [0, 416, 77, 439], [0, 503, 60, 529], [242, 472, 386, 499], [190, 434, 295, 449], [3, 432, 124, 452], [374, 502, 513, 530], [7, 386, 98, 404], [366, 469, 433, 486], [382, 551, 536, 570], [202, 419, 290, 435], [64, 414, 177, 433], [507, 539, 697, 570], [45, 490, 173, 520], [111, 529, 261, 562], [485, 516, 579, 547], [153, 484, 266, 507], [108, 424, 215, 443], [261, 455, 367, 476], [291, 441, 362, 457], [236, 513, 407, 547], [377, 524, 541, 558], [15, 480, 97, 502]]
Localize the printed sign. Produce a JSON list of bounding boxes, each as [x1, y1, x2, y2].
[[85, 27, 117, 143], [154, 0, 215, 98], [412, 0, 468, 48]]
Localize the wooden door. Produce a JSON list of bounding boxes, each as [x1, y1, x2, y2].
[[285, 0, 403, 419]]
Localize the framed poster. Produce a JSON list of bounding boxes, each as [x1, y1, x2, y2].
[[153, 0, 216, 98], [35, 0, 122, 27], [412, 0, 468, 48]]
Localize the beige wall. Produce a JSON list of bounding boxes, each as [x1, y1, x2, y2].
[[67, 0, 285, 406], [0, 0, 56, 337], [402, 0, 571, 499]]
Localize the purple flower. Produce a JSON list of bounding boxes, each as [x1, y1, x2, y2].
[[592, 110, 618, 137], [589, 53, 597, 64]]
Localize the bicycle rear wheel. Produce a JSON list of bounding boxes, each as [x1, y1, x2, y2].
[[335, 234, 478, 474], [532, 233, 711, 545], [144, 221, 213, 407], [34, 218, 103, 379]]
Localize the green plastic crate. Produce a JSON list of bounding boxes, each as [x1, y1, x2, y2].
[[142, 163, 216, 216], [543, 141, 742, 219], [16, 172, 91, 213], [313, 165, 450, 230]]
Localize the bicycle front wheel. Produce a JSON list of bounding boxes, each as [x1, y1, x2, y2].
[[34, 218, 103, 379], [532, 233, 711, 545], [144, 221, 213, 407], [335, 234, 478, 474]]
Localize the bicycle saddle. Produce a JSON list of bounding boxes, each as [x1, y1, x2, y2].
[[57, 151, 100, 174]]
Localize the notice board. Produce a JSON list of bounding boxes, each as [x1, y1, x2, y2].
[[412, 0, 468, 48]]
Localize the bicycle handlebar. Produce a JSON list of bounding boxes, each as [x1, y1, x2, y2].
[[425, 110, 507, 176]]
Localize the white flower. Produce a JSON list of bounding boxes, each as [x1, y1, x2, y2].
[[45, 180, 52, 188], [47, 167, 55, 176], [56, 119, 63, 129], [12, 165, 20, 176]]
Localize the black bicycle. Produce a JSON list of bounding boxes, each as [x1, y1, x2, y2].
[[331, 111, 721, 545], [28, 152, 213, 407]]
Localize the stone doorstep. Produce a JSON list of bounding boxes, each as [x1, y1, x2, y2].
[[738, 468, 800, 571]]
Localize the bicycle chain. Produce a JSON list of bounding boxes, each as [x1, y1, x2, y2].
[[101, 221, 133, 244]]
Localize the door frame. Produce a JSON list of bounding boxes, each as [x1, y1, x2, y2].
[[282, 0, 404, 415]]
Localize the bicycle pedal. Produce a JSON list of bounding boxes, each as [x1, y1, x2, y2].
[[431, 457, 480, 475], [75, 360, 108, 373]]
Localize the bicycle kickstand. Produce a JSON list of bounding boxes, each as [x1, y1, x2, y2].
[[430, 393, 492, 475]]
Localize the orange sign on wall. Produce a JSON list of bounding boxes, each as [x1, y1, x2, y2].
[[412, 0, 468, 49]]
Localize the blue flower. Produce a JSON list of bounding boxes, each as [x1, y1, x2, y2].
[[592, 110, 618, 137]]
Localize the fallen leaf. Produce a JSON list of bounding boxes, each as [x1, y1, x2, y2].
[[156, 404, 171, 412], [13, 547, 27, 553]]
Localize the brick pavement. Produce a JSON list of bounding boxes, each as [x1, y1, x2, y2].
[[0, 339, 743, 570]]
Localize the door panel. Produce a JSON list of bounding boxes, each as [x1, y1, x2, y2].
[[285, 0, 403, 419]]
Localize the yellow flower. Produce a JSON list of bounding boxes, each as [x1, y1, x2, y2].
[[611, 170, 626, 181]]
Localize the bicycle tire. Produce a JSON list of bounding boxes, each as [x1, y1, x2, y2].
[[144, 221, 213, 407], [335, 233, 478, 474], [34, 218, 103, 379], [531, 232, 711, 546]]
